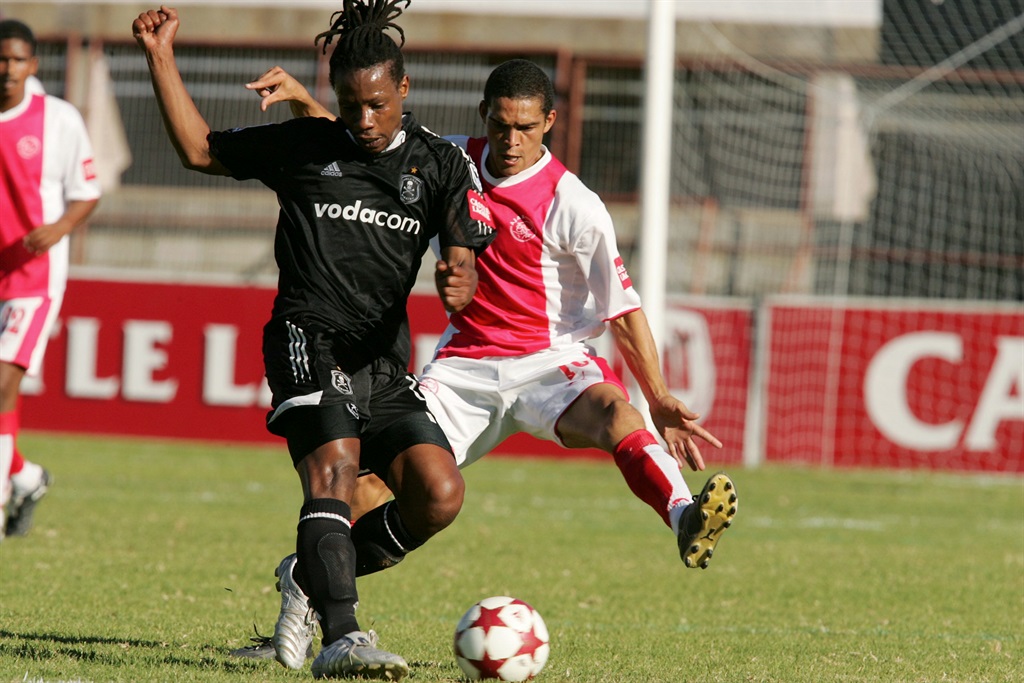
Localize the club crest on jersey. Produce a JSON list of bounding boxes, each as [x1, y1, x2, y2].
[[16, 135, 41, 159], [400, 173, 423, 204], [615, 256, 634, 289], [331, 369, 353, 395], [510, 215, 536, 242], [321, 161, 344, 177]]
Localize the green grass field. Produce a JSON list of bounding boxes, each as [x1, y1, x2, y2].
[[1, 432, 1021, 683]]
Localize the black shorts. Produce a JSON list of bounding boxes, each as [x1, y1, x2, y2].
[[263, 317, 452, 476]]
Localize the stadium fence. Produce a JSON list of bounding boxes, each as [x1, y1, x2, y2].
[[20, 2, 1024, 472]]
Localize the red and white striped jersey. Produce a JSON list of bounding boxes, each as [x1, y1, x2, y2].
[[0, 92, 100, 299], [437, 136, 641, 359]]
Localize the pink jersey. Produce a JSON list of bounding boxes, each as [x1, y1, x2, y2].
[[437, 136, 641, 359], [0, 92, 100, 299]]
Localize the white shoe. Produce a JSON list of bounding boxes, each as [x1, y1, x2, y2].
[[6, 468, 51, 537], [272, 553, 319, 669], [311, 630, 409, 680]]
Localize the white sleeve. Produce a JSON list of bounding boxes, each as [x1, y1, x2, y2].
[[567, 185, 642, 321], [51, 97, 102, 203]]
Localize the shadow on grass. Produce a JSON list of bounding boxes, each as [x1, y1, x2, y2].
[[0, 629, 169, 648], [0, 628, 268, 673]]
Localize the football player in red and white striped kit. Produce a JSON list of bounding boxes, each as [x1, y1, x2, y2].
[[0, 19, 101, 540], [425, 60, 737, 572]]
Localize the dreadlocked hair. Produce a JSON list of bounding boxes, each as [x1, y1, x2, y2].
[[315, 0, 411, 87]]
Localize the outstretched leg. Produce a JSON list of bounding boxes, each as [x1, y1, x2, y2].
[[558, 383, 737, 568]]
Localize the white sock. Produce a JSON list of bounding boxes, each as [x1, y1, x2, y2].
[[669, 502, 689, 537], [11, 460, 44, 496], [0, 434, 13, 506]]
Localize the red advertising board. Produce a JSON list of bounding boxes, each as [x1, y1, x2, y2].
[[22, 280, 1020, 471], [765, 300, 1024, 472], [19, 278, 752, 465]]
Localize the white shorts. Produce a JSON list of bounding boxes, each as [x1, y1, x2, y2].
[[0, 295, 61, 376], [418, 344, 627, 467]]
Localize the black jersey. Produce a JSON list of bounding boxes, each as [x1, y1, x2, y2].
[[208, 113, 495, 367]]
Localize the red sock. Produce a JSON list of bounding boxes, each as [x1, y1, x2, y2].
[[10, 449, 25, 475], [0, 410, 16, 437], [612, 430, 691, 529]]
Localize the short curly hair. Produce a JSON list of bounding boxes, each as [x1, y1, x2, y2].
[[0, 19, 37, 55], [483, 59, 555, 114]]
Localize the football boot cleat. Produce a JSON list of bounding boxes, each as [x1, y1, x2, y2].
[[678, 472, 737, 569]]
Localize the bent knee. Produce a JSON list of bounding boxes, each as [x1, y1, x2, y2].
[[424, 473, 465, 529], [394, 468, 464, 539], [561, 393, 644, 450]]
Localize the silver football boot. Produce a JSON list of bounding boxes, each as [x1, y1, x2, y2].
[[311, 630, 409, 680], [272, 553, 319, 669]]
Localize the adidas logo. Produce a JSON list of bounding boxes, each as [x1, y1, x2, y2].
[[321, 162, 343, 177]]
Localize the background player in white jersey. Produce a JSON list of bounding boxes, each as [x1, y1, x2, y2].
[[134, 2, 494, 679], [0, 19, 101, 540], [238, 58, 737, 662]]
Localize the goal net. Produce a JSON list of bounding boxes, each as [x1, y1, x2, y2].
[[657, 1, 1023, 469], [571, 1, 1022, 469]]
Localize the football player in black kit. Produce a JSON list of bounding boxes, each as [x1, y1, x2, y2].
[[133, 1, 495, 679]]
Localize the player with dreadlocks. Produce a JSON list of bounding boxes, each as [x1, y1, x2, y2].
[[134, 2, 494, 679]]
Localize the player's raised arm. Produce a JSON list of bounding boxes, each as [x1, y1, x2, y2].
[[608, 308, 722, 471], [246, 66, 336, 119], [132, 6, 229, 175]]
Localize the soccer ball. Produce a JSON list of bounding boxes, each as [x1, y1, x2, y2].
[[453, 596, 550, 681]]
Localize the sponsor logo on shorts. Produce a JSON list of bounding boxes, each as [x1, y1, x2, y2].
[[83, 158, 97, 181], [400, 172, 423, 204], [347, 404, 360, 419], [615, 256, 633, 289], [331, 369, 353, 395], [314, 200, 421, 234], [510, 215, 536, 242]]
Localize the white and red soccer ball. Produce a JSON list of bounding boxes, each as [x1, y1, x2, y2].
[[453, 596, 550, 681]]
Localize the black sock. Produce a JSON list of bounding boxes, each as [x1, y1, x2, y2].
[[295, 498, 360, 643], [351, 501, 425, 577]]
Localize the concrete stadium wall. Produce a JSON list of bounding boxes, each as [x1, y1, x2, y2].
[[2, 2, 876, 61]]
